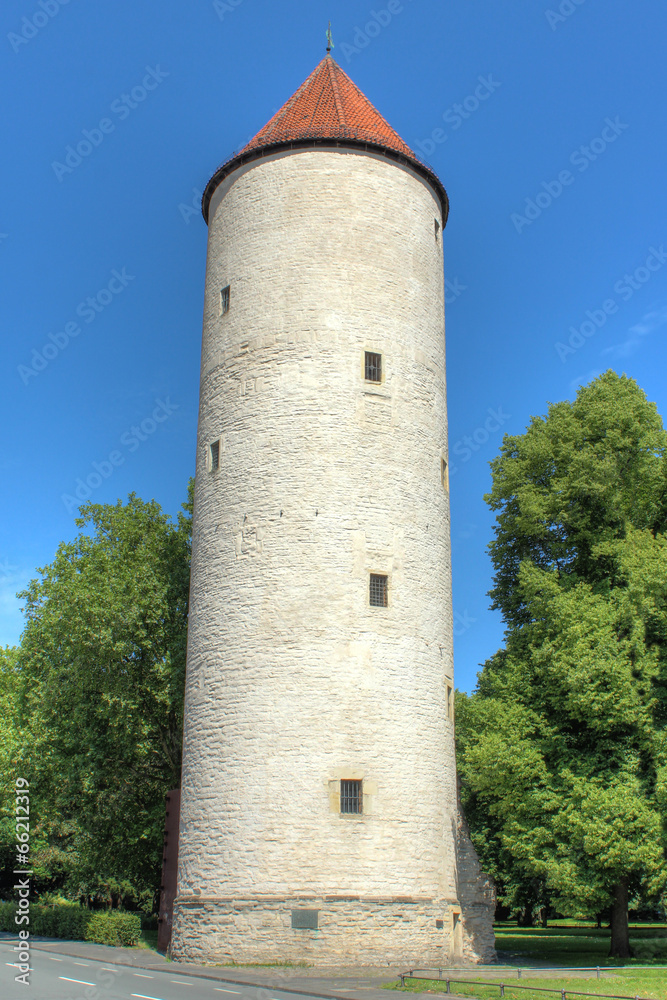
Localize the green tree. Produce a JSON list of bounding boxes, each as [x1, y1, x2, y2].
[[15, 487, 192, 902], [457, 373, 667, 957]]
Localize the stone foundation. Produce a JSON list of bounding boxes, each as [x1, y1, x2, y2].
[[172, 894, 467, 966]]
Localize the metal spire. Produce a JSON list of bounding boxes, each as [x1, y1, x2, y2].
[[326, 21, 333, 54]]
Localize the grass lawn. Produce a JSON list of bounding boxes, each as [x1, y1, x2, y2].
[[388, 972, 667, 1000], [386, 924, 667, 1000], [494, 924, 667, 966], [138, 928, 159, 950]]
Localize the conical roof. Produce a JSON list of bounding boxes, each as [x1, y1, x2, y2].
[[239, 54, 415, 159], [202, 55, 448, 223]]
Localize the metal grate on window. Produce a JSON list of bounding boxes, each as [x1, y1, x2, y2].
[[369, 573, 388, 607], [340, 779, 362, 814], [210, 440, 220, 471], [221, 285, 230, 315], [364, 351, 382, 382]]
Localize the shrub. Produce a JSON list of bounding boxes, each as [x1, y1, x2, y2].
[[0, 901, 16, 931], [32, 902, 90, 939], [0, 901, 140, 946], [84, 911, 141, 947]]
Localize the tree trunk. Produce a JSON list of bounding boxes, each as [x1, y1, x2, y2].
[[609, 879, 632, 958]]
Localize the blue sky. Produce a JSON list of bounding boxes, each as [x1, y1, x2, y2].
[[2, 0, 666, 693]]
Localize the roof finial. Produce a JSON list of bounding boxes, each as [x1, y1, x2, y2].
[[326, 21, 333, 54]]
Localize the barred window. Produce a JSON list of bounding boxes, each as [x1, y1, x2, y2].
[[221, 285, 230, 315], [369, 573, 388, 607], [209, 440, 220, 471], [364, 351, 382, 382], [340, 779, 362, 815]]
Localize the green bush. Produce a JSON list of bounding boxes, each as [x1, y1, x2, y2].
[[32, 903, 90, 940], [84, 911, 141, 947], [0, 901, 140, 946], [0, 900, 16, 931]]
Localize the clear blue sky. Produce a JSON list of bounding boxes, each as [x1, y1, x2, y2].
[[2, 0, 666, 693]]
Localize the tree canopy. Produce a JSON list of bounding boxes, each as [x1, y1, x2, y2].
[[3, 487, 192, 905], [457, 373, 667, 956]]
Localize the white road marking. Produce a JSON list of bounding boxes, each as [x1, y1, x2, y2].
[[73, 961, 89, 966], [134, 973, 155, 977], [59, 976, 97, 985], [48, 956, 63, 961], [131, 994, 167, 1000], [215, 990, 242, 994]]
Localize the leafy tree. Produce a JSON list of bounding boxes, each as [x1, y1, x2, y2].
[[14, 487, 192, 903], [457, 374, 667, 957]]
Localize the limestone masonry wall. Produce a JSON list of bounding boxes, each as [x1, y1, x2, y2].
[[173, 147, 495, 964]]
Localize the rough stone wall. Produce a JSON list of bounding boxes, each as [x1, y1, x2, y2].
[[172, 896, 462, 966], [173, 147, 494, 964], [455, 809, 497, 962]]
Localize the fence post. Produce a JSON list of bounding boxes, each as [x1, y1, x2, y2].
[[597, 968, 600, 980], [500, 984, 505, 998], [446, 980, 451, 994], [561, 990, 566, 1000], [518, 969, 522, 979], [439, 969, 442, 980], [400, 975, 405, 988]]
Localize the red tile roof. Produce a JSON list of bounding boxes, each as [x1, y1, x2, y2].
[[238, 55, 416, 159], [202, 55, 448, 224]]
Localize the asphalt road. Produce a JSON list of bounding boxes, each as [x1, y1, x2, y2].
[[1, 940, 346, 1000]]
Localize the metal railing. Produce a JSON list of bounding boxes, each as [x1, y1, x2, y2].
[[397, 968, 664, 1000]]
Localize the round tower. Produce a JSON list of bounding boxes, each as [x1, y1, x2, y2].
[[172, 54, 495, 966]]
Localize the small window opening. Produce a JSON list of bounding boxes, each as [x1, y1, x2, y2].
[[441, 457, 448, 490], [447, 684, 453, 721], [364, 351, 382, 382], [220, 285, 230, 315], [435, 218, 440, 243], [209, 440, 220, 471], [369, 573, 388, 607], [340, 779, 362, 815]]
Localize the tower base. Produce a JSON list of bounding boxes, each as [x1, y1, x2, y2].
[[171, 887, 494, 966]]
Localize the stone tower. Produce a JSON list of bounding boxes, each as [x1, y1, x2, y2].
[[172, 54, 495, 966]]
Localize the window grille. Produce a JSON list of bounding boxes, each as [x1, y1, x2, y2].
[[364, 351, 382, 382], [340, 779, 362, 814], [221, 285, 230, 315], [369, 573, 388, 607], [210, 440, 220, 471]]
